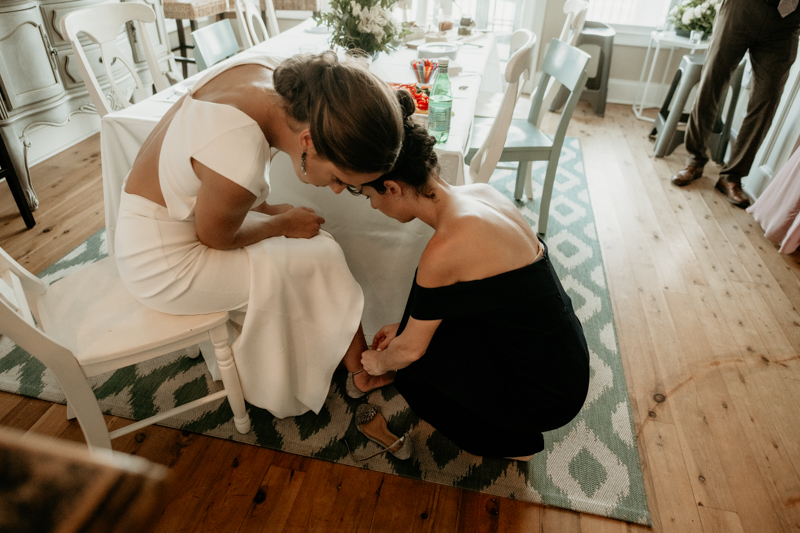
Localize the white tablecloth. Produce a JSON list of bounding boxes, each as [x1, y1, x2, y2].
[[100, 19, 498, 336]]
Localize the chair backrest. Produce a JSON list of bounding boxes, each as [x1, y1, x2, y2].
[[535, 0, 588, 128], [529, 39, 590, 146], [246, 1, 271, 43], [192, 19, 240, 71], [61, 3, 168, 117], [468, 29, 537, 183], [259, 0, 281, 40], [559, 0, 588, 46]]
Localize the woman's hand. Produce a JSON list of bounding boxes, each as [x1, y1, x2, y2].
[[277, 207, 325, 239], [371, 323, 400, 350], [361, 349, 386, 376]]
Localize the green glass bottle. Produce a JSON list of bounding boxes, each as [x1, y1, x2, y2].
[[427, 58, 452, 143]]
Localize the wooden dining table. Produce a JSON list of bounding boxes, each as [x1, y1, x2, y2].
[[100, 19, 498, 338]]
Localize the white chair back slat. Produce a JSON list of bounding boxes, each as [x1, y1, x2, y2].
[[232, 0, 255, 49], [468, 29, 537, 184], [246, 1, 271, 43], [260, 0, 280, 39], [61, 3, 168, 117]]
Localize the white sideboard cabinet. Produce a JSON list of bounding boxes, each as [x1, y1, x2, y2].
[[0, 0, 176, 216]]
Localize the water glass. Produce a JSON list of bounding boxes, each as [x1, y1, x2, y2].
[[689, 30, 703, 45]]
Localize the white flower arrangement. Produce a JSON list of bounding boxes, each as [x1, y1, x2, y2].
[[315, 0, 409, 55], [668, 0, 720, 35]]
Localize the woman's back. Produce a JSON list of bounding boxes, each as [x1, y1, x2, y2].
[[418, 183, 542, 287]]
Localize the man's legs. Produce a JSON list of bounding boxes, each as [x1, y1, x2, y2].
[[672, 0, 751, 186], [720, 28, 799, 182]]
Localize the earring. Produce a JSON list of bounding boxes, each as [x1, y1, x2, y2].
[[301, 151, 307, 175]]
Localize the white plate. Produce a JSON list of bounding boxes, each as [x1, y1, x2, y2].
[[305, 25, 332, 34], [417, 42, 459, 60]]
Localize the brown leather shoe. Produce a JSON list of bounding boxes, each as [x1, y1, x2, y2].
[[715, 178, 751, 208], [671, 165, 704, 186]]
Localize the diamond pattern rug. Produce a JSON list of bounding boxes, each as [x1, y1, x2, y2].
[[0, 138, 650, 525]]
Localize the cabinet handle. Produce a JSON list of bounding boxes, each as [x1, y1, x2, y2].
[[98, 57, 118, 66], [39, 26, 60, 80]]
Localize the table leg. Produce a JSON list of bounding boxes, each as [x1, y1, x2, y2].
[[637, 43, 662, 123], [633, 38, 655, 120]]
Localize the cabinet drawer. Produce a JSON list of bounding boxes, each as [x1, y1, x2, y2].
[[59, 38, 133, 90], [43, 0, 120, 47], [0, 6, 63, 110]]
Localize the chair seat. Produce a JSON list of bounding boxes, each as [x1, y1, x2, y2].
[[468, 116, 554, 159], [163, 0, 229, 20], [38, 257, 229, 367]]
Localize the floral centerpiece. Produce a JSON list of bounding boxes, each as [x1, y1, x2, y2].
[[315, 0, 408, 56], [668, 0, 720, 38]]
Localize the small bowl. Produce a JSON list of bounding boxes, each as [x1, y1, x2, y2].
[[417, 42, 459, 60]]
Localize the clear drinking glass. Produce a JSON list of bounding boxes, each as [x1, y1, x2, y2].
[[689, 30, 703, 45]]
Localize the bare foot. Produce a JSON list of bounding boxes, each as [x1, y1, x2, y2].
[[353, 370, 396, 394]]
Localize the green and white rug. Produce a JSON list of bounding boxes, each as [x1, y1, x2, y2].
[[0, 138, 650, 525]]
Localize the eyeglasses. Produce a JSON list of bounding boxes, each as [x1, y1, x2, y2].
[[345, 184, 363, 196]]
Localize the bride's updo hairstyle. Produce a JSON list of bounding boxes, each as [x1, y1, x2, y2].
[[274, 51, 404, 174], [361, 89, 439, 198]]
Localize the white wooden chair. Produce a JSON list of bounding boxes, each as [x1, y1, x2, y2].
[[192, 19, 240, 71], [0, 247, 252, 451], [466, 39, 590, 237], [60, 3, 170, 118], [536, 0, 588, 127], [464, 29, 536, 185], [231, 0, 273, 47]]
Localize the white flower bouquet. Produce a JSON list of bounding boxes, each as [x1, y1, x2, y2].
[[315, 0, 408, 56], [668, 0, 720, 36]]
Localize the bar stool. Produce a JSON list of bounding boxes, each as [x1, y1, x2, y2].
[[163, 0, 230, 78], [549, 21, 615, 117], [651, 53, 705, 157], [652, 55, 746, 159]]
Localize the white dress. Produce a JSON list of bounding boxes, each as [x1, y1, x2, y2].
[[115, 54, 364, 418]]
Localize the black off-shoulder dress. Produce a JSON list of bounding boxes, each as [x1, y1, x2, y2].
[[393, 241, 591, 457]]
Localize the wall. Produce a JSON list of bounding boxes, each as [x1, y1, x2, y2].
[[536, 0, 690, 107]]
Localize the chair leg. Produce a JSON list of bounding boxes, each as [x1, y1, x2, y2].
[[66, 401, 76, 420], [209, 324, 251, 434], [515, 161, 531, 200], [537, 157, 559, 237], [524, 164, 533, 201], [60, 364, 112, 450]]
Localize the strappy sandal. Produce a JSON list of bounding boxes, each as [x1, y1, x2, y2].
[[345, 369, 366, 399], [346, 404, 413, 461]]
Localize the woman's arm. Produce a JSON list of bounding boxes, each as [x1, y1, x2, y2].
[[361, 317, 442, 375], [193, 159, 325, 249], [252, 201, 294, 216]]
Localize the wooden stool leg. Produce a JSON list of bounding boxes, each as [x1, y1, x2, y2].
[[176, 19, 189, 78]]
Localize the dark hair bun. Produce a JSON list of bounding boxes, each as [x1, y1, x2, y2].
[[394, 88, 416, 120]]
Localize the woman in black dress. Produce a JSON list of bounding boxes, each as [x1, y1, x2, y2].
[[354, 92, 590, 460]]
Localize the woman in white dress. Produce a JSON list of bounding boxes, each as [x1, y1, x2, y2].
[[115, 52, 402, 419]]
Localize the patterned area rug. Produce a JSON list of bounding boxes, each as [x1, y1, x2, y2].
[[0, 138, 650, 525]]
